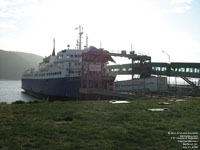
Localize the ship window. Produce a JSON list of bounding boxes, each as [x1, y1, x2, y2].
[[194, 68, 199, 73], [58, 55, 64, 59], [75, 54, 77, 57], [71, 54, 73, 58], [66, 55, 70, 58]]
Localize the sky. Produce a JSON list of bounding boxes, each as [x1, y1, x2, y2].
[[0, 0, 200, 63]]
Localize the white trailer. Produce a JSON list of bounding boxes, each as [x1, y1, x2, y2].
[[114, 77, 168, 93]]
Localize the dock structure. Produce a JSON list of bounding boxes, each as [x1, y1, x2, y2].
[[108, 51, 200, 94], [79, 48, 200, 98], [108, 62, 200, 78], [110, 51, 151, 78]]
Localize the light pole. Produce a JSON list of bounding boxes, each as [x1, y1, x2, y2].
[[162, 51, 171, 86], [162, 51, 170, 64]]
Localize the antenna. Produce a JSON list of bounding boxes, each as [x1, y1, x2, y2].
[[131, 43, 133, 51], [79, 25, 84, 50], [52, 38, 55, 56], [76, 40, 79, 49], [86, 34, 88, 48], [100, 41, 102, 48]]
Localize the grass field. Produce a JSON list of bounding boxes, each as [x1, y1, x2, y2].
[[0, 97, 199, 150]]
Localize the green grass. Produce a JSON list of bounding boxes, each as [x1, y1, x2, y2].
[[0, 97, 199, 150]]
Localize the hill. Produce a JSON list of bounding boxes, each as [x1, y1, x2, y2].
[[0, 50, 43, 80]]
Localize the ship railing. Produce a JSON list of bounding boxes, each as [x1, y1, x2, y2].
[[39, 67, 49, 71], [24, 69, 30, 74], [24, 68, 35, 74]]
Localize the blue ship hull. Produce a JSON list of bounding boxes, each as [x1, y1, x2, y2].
[[22, 77, 81, 98]]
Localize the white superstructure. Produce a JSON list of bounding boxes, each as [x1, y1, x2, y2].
[[22, 49, 83, 79]]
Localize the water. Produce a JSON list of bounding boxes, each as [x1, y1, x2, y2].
[[0, 80, 39, 104]]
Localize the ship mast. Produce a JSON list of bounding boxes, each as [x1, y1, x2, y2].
[[78, 25, 83, 50]]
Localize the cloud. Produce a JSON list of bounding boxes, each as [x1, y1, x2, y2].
[[0, 20, 16, 29], [169, 0, 193, 13], [0, 0, 40, 8], [0, 0, 40, 30], [171, 0, 192, 4], [0, 0, 40, 17], [171, 5, 191, 13]]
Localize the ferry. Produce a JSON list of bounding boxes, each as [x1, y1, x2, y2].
[[21, 27, 115, 99]]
